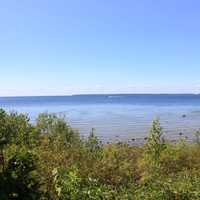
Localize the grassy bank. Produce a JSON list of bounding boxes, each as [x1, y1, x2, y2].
[[1, 109, 200, 199]]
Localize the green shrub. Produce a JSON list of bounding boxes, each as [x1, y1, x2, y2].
[[1, 109, 200, 199], [145, 118, 166, 163], [0, 149, 42, 199], [36, 113, 80, 146]]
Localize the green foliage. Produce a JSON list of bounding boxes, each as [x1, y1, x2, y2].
[[36, 113, 80, 146], [53, 167, 128, 200], [0, 109, 34, 147], [133, 171, 200, 199], [1, 109, 200, 199], [194, 130, 200, 145], [53, 167, 81, 200], [96, 144, 140, 187], [0, 149, 42, 200], [145, 118, 166, 163], [86, 128, 102, 152], [85, 128, 103, 160], [0, 109, 12, 147]]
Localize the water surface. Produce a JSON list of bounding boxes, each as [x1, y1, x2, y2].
[[1, 94, 200, 142]]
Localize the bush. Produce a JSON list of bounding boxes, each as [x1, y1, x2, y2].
[[0, 149, 42, 199], [1, 109, 200, 199], [36, 113, 80, 146]]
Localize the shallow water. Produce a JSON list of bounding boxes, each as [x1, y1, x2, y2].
[[1, 94, 200, 142]]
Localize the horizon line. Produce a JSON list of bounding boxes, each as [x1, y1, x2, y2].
[[0, 93, 199, 98]]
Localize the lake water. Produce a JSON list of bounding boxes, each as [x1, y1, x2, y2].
[[1, 94, 200, 143]]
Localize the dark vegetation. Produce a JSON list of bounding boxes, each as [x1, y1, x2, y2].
[[1, 108, 200, 199]]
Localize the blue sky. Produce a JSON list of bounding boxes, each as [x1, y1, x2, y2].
[[0, 0, 200, 96]]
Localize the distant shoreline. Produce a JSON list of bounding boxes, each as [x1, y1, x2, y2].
[[0, 93, 199, 98]]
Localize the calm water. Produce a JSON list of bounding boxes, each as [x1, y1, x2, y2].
[[1, 94, 200, 142]]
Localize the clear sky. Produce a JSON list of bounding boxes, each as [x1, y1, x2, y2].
[[0, 0, 200, 96]]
